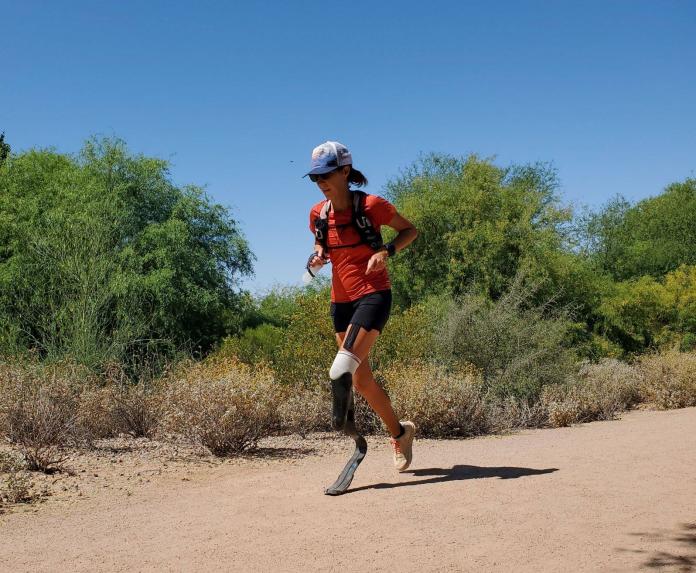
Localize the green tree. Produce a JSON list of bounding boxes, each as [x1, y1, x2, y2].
[[384, 153, 572, 307], [0, 137, 254, 369], [0, 132, 9, 167], [585, 179, 696, 280], [597, 265, 696, 353]]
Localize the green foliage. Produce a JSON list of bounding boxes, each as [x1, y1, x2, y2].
[[371, 294, 448, 370], [384, 153, 571, 307], [598, 276, 669, 351], [265, 285, 335, 387], [0, 137, 253, 370], [665, 265, 696, 340], [584, 180, 696, 280], [218, 284, 335, 387], [597, 265, 696, 353], [0, 133, 9, 167], [239, 284, 311, 330], [433, 272, 577, 400], [219, 323, 284, 365]]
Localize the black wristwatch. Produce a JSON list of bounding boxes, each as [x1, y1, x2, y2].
[[384, 242, 396, 257]]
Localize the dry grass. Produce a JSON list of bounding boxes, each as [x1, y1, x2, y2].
[[80, 381, 164, 440], [638, 351, 696, 409], [161, 357, 281, 455], [276, 384, 330, 436], [486, 396, 548, 432], [2, 350, 694, 471], [0, 449, 38, 506], [0, 360, 91, 472], [541, 359, 643, 427], [382, 362, 490, 437]]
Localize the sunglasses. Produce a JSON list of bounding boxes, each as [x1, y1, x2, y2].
[[309, 168, 341, 183]]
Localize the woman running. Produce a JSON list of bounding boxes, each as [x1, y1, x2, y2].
[[305, 141, 418, 471]]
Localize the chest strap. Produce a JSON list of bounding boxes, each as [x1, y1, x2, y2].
[[314, 191, 384, 252]]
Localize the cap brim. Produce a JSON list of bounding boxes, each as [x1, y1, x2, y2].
[[303, 162, 352, 177], [303, 165, 339, 177]]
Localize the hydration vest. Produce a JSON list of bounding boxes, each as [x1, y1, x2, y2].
[[313, 190, 384, 252]]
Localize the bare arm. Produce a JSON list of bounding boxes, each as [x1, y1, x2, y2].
[[365, 211, 418, 274], [384, 211, 418, 255]]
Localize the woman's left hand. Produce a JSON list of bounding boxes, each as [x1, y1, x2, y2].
[[365, 250, 388, 275]]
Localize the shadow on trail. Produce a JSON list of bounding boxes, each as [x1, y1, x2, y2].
[[619, 523, 696, 572], [346, 464, 558, 494], [240, 446, 318, 460]]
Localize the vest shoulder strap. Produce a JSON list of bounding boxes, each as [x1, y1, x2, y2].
[[313, 200, 331, 249], [313, 192, 383, 252], [319, 200, 332, 220], [350, 190, 384, 251]]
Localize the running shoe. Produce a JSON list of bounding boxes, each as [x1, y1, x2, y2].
[[391, 421, 416, 472]]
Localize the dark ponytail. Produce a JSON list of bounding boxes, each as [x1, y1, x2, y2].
[[348, 167, 368, 187]]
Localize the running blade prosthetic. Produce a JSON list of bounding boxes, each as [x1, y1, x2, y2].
[[325, 401, 367, 496]]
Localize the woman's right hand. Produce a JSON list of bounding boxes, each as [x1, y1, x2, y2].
[[308, 247, 328, 269]]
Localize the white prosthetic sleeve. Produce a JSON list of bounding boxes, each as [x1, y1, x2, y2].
[[329, 350, 361, 380], [330, 350, 361, 432]]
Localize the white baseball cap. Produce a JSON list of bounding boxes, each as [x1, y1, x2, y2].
[[304, 141, 353, 176]]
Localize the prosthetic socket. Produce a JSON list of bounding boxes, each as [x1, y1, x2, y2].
[[329, 350, 360, 431]]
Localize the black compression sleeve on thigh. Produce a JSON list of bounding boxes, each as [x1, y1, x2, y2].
[[343, 324, 360, 351]]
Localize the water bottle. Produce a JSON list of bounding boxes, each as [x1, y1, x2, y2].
[[302, 253, 326, 285]]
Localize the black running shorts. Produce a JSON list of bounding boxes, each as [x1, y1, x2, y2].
[[330, 290, 392, 334]]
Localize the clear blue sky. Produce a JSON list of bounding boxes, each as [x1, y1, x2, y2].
[[3, 1, 695, 294]]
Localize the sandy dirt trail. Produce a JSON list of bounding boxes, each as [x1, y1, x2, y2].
[[1, 407, 695, 572]]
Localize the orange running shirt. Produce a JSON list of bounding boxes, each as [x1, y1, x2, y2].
[[309, 193, 397, 303]]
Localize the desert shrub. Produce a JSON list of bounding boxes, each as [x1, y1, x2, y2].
[[79, 382, 164, 440], [371, 294, 447, 370], [275, 376, 384, 435], [434, 273, 577, 400], [0, 360, 92, 472], [351, 391, 383, 435], [0, 449, 34, 505], [109, 381, 164, 438], [270, 286, 335, 387], [541, 387, 581, 428], [638, 352, 696, 409], [577, 359, 643, 409], [78, 385, 116, 439], [219, 323, 284, 365], [276, 384, 330, 436], [219, 285, 335, 388], [541, 359, 642, 427], [485, 397, 548, 432], [75, 360, 167, 440], [381, 361, 489, 437], [162, 357, 281, 455]]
